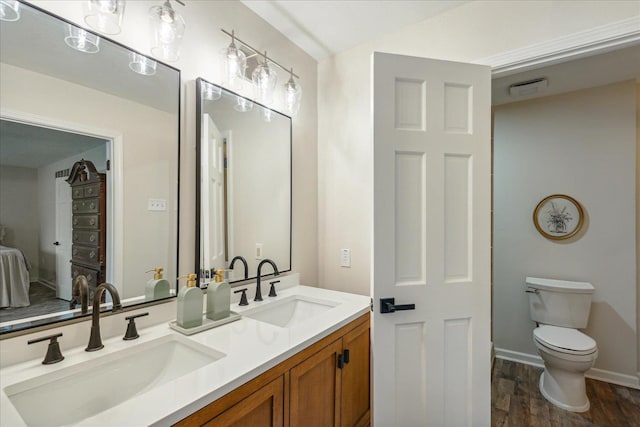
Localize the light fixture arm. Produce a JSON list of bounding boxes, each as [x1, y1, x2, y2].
[[221, 28, 299, 79]]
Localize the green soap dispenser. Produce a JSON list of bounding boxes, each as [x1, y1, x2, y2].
[[206, 269, 231, 321], [176, 273, 203, 329], [145, 267, 170, 301]]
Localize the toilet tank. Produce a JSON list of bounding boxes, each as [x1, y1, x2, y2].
[[526, 277, 594, 328]]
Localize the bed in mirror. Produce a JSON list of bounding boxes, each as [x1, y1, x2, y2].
[[196, 78, 291, 286], [0, 1, 180, 334]]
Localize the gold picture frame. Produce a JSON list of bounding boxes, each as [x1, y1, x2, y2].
[[533, 194, 584, 240]]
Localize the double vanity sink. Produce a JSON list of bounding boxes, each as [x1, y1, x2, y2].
[[0, 285, 369, 426]]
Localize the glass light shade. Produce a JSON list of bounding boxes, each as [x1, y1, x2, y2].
[[234, 96, 253, 113], [284, 74, 302, 116], [252, 60, 278, 104], [129, 52, 157, 76], [221, 44, 246, 90], [149, 2, 185, 62], [0, 0, 20, 22], [83, 0, 125, 35], [64, 24, 100, 53], [261, 107, 273, 122], [202, 82, 222, 101]]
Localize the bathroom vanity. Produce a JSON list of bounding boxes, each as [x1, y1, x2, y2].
[[0, 284, 370, 426]]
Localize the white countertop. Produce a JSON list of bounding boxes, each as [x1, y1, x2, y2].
[[0, 285, 369, 426]]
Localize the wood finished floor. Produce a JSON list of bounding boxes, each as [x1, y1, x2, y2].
[[492, 359, 640, 426]]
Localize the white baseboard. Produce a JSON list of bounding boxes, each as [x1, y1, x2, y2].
[[494, 347, 640, 390], [38, 279, 57, 291]]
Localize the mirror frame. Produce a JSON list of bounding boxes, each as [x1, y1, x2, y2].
[[195, 77, 292, 286], [0, 1, 181, 336]]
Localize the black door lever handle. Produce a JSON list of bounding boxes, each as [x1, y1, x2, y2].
[[380, 298, 415, 314]]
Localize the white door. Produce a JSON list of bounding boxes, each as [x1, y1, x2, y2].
[[372, 52, 491, 426], [55, 177, 72, 300], [200, 114, 225, 280]]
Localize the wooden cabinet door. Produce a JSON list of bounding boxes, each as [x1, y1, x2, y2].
[[341, 321, 371, 427], [204, 376, 284, 427], [289, 339, 343, 427]]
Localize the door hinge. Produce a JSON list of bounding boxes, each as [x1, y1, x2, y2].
[[106, 159, 111, 171], [370, 297, 374, 312]]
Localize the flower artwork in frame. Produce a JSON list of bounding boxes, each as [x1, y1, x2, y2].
[[533, 194, 584, 240]]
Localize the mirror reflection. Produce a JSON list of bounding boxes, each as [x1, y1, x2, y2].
[[0, 1, 180, 333], [196, 78, 291, 285]]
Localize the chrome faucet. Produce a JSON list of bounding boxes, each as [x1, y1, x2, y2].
[[86, 282, 122, 352], [229, 255, 249, 280], [255, 259, 279, 302], [70, 275, 89, 314]]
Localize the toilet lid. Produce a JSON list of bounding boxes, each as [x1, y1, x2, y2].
[[534, 325, 597, 354]]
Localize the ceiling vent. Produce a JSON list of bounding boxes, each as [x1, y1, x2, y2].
[[509, 77, 548, 98]]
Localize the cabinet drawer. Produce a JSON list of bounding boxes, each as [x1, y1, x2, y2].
[[72, 245, 100, 264], [72, 199, 99, 214], [71, 265, 101, 288], [72, 183, 103, 199], [73, 230, 100, 246], [73, 215, 100, 229]]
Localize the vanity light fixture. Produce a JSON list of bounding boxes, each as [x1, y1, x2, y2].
[[234, 96, 253, 113], [221, 28, 302, 115], [252, 52, 278, 104], [221, 30, 247, 90], [202, 81, 222, 101], [64, 24, 100, 53], [284, 68, 302, 117], [0, 0, 20, 22], [149, 0, 185, 62], [129, 52, 157, 76], [83, 0, 125, 35]]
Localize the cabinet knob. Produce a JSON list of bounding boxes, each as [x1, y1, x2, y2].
[[89, 218, 96, 226]]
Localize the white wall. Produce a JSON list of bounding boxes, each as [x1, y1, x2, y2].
[[317, 1, 640, 296], [28, 0, 318, 288], [493, 81, 637, 378], [0, 166, 39, 279]]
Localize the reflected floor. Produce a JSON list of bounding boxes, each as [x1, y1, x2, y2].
[[0, 282, 69, 323], [492, 358, 640, 426]]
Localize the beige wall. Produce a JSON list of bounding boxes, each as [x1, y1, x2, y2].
[[317, 0, 639, 295], [493, 81, 637, 379], [637, 80, 640, 377], [28, 1, 319, 286]]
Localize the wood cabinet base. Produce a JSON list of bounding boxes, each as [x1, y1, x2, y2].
[[175, 313, 370, 427]]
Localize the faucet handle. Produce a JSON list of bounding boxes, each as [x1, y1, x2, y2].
[[123, 312, 149, 341], [268, 280, 280, 297], [234, 288, 249, 306], [28, 332, 65, 364]]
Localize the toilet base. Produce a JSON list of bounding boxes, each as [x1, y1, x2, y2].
[[539, 370, 590, 412]]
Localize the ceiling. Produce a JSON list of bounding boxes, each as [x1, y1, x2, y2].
[[241, 0, 468, 60], [0, 120, 107, 169], [243, 1, 639, 104]]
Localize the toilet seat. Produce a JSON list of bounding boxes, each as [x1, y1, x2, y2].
[[534, 325, 597, 355]]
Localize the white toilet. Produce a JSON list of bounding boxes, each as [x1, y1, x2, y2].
[[526, 276, 598, 412]]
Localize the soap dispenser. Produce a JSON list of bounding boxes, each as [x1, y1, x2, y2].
[[206, 269, 231, 321], [145, 267, 170, 301], [176, 273, 203, 329]]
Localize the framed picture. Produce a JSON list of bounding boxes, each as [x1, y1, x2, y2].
[[533, 194, 584, 240]]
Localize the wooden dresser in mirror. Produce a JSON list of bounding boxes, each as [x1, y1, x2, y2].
[[68, 160, 106, 297]]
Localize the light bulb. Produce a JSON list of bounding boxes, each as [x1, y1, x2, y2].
[[252, 55, 277, 104], [283, 72, 302, 116], [149, 1, 184, 62], [84, 0, 125, 35]]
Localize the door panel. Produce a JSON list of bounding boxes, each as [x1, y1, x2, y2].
[[372, 52, 491, 426]]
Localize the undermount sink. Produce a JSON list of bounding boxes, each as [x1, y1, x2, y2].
[[5, 335, 224, 426], [243, 295, 340, 328]]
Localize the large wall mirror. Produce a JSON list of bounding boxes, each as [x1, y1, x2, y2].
[[196, 78, 291, 285], [0, 1, 180, 334]]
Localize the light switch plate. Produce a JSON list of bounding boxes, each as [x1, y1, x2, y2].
[[148, 199, 167, 211], [256, 243, 263, 260], [340, 248, 351, 268]]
